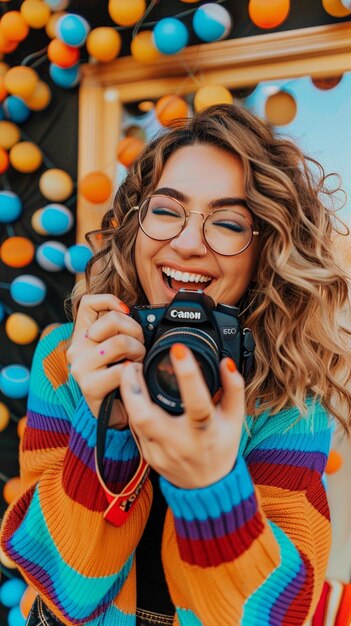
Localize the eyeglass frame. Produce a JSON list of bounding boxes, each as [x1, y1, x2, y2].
[[124, 194, 260, 257]]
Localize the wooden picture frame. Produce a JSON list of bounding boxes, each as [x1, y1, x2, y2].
[[77, 22, 351, 243]]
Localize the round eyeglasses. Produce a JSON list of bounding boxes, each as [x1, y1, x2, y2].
[[128, 194, 259, 257]]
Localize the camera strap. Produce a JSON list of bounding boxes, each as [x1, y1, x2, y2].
[[95, 390, 150, 527]]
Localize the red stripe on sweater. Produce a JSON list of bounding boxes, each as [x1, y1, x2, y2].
[[22, 427, 69, 452]]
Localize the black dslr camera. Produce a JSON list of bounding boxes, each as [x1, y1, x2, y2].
[[132, 290, 255, 415]]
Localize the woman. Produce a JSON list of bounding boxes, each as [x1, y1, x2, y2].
[[1, 104, 350, 626]]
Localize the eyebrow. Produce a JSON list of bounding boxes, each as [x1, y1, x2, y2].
[[153, 186, 249, 211]]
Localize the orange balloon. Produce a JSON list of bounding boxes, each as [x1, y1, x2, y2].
[[39, 169, 73, 201], [0, 11, 29, 42], [325, 449, 343, 474], [46, 12, 66, 39], [0, 30, 18, 54], [265, 91, 297, 125], [194, 84, 233, 112], [79, 171, 113, 203], [108, 0, 146, 26], [6, 313, 39, 344], [20, 586, 37, 619], [0, 146, 9, 173], [24, 80, 51, 110], [1, 236, 35, 267], [17, 416, 27, 439], [116, 136, 145, 167], [249, 0, 290, 29], [10, 142, 42, 173], [87, 27, 122, 62], [31, 208, 47, 235], [0, 61, 9, 76], [130, 31, 161, 64], [155, 95, 188, 127], [3, 476, 21, 504], [20, 0, 51, 29], [0, 75, 8, 101], [322, 0, 351, 16], [0, 402, 10, 432], [47, 39, 80, 68], [312, 75, 343, 90], [4, 66, 38, 98], [0, 121, 20, 149]]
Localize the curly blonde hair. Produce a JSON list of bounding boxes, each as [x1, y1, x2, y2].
[[72, 104, 351, 428]]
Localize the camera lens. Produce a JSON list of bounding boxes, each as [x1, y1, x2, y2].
[[143, 327, 220, 414]]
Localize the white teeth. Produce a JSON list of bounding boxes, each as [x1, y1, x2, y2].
[[161, 266, 212, 284]]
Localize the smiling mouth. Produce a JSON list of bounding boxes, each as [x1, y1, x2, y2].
[[161, 266, 213, 292]]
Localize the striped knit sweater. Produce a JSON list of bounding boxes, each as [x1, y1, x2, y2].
[[0, 323, 332, 626]]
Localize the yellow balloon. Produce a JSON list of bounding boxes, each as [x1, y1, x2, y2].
[[108, 0, 146, 26], [322, 0, 351, 16], [24, 80, 51, 110], [45, 12, 65, 39], [194, 84, 233, 112], [0, 121, 20, 149], [10, 141, 42, 173], [0, 402, 10, 431], [86, 28, 122, 62], [130, 31, 161, 64], [4, 65, 38, 98], [20, 0, 51, 28], [6, 313, 39, 344], [31, 208, 47, 235], [39, 168, 74, 201]]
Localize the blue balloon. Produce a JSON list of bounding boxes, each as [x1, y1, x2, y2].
[[56, 13, 90, 47], [153, 18, 188, 55], [3, 96, 31, 124], [40, 204, 74, 235], [193, 4, 232, 43], [10, 275, 47, 307], [36, 241, 67, 271], [0, 364, 31, 399], [8, 606, 26, 626], [49, 63, 80, 89], [0, 579, 27, 608], [0, 191, 23, 224], [65, 244, 93, 273]]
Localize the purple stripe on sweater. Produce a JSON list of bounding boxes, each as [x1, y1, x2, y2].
[[246, 448, 327, 474], [269, 560, 306, 626], [174, 491, 257, 541], [27, 410, 71, 434]]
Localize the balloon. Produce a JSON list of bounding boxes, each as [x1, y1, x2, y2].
[[311, 75, 343, 90], [0, 236, 35, 267], [0, 402, 10, 431], [8, 606, 26, 626], [36, 240, 67, 271], [10, 275, 47, 307], [116, 136, 145, 167], [193, 4, 232, 42], [0, 31, 18, 54], [0, 76, 8, 101], [130, 31, 161, 64], [39, 169, 74, 201], [48, 38, 80, 68], [4, 66, 38, 98], [17, 416, 27, 438], [108, 0, 146, 26], [0, 146, 9, 173], [0, 61, 9, 76], [9, 141, 42, 173], [0, 365, 30, 399], [153, 18, 189, 55], [45, 0, 69, 10], [79, 171, 113, 202], [0, 191, 22, 223], [49, 62, 80, 88], [249, 0, 290, 29], [38, 204, 74, 235], [24, 80, 51, 111], [20, 586, 37, 619], [325, 449, 343, 473], [194, 84, 233, 111], [322, 0, 351, 15], [0, 11, 29, 42], [0, 121, 20, 149], [155, 95, 188, 127], [46, 11, 66, 38], [86, 28, 122, 62], [0, 578, 26, 606], [20, 0, 51, 29], [340, 0, 351, 8], [6, 313, 39, 344], [31, 209, 47, 235], [3, 95, 31, 123], [56, 13, 90, 47], [65, 244, 93, 273], [265, 90, 297, 125]]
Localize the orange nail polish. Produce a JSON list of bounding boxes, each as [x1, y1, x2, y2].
[[226, 358, 237, 373], [171, 343, 187, 360], [119, 301, 130, 314]]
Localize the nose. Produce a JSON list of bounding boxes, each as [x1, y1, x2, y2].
[[169, 212, 207, 258]]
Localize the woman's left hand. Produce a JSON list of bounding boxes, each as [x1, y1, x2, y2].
[[120, 344, 246, 489]]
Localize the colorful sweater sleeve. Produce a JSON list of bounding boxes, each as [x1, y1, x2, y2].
[[0, 324, 152, 625], [160, 403, 331, 626]]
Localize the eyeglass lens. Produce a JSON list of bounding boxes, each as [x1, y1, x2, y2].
[[139, 195, 253, 256]]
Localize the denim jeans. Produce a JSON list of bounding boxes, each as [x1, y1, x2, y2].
[[26, 597, 175, 626]]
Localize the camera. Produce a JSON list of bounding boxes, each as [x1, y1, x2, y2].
[[132, 290, 255, 415]]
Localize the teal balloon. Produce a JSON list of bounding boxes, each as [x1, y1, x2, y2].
[[49, 63, 80, 89], [153, 18, 188, 55], [64, 244, 93, 273], [0, 191, 23, 224], [0, 364, 31, 399], [0, 578, 26, 607], [8, 606, 26, 626]]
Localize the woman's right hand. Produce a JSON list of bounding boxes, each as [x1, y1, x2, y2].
[[67, 294, 145, 428]]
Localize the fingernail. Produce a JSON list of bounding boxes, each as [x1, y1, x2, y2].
[[226, 358, 237, 373], [171, 343, 187, 360], [119, 301, 130, 314], [124, 360, 131, 366]]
